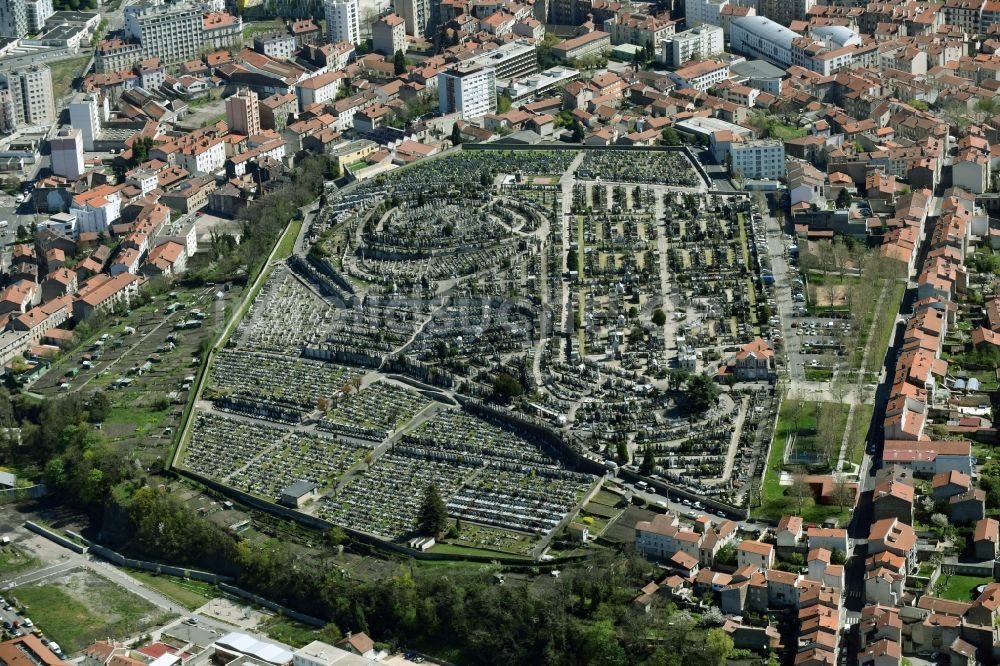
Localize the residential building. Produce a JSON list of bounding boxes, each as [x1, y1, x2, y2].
[[469, 41, 537, 80], [757, 0, 814, 26], [667, 59, 729, 92], [438, 65, 497, 120], [974, 518, 999, 560], [68, 93, 103, 151], [50, 128, 84, 181], [26, 0, 54, 35], [395, 0, 430, 38], [253, 32, 296, 61], [71, 186, 122, 234], [659, 24, 723, 68], [0, 0, 27, 38], [604, 12, 675, 49], [373, 14, 407, 56], [325, 0, 361, 47], [684, 0, 729, 28], [729, 139, 785, 179], [737, 540, 774, 569], [226, 88, 261, 137], [295, 71, 345, 111], [124, 1, 203, 65], [502, 66, 579, 103], [95, 38, 142, 74], [202, 11, 242, 51], [5, 64, 55, 127], [730, 15, 801, 69], [552, 31, 611, 61]]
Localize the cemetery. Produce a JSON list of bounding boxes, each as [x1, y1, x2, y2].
[[179, 147, 777, 554]]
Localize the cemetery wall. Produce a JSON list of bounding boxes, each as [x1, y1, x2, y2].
[[174, 467, 594, 566], [24, 520, 87, 554], [0, 484, 47, 502], [618, 468, 749, 519]]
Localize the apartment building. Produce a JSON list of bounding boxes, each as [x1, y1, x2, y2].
[[373, 14, 407, 56], [684, 0, 729, 28], [604, 12, 676, 49], [95, 38, 142, 74], [254, 32, 297, 60], [395, 0, 430, 38], [667, 58, 729, 91], [51, 128, 84, 181], [202, 11, 242, 50], [469, 41, 537, 80], [26, 0, 54, 35], [226, 88, 261, 137], [325, 0, 361, 47], [0, 0, 27, 39], [438, 65, 497, 120], [68, 93, 103, 152], [5, 64, 55, 127], [729, 138, 786, 179], [552, 31, 611, 61], [659, 24, 723, 67], [757, 0, 814, 26], [125, 1, 202, 65]]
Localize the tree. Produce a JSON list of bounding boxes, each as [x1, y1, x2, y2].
[[830, 549, 847, 565], [651, 308, 666, 326], [570, 119, 585, 142], [497, 95, 512, 114], [492, 373, 522, 403], [450, 122, 462, 146], [393, 50, 407, 75], [705, 628, 734, 666], [640, 444, 656, 476], [660, 127, 682, 146], [684, 374, 719, 414], [615, 439, 629, 463], [419, 483, 449, 537], [87, 391, 111, 423], [835, 187, 852, 209]]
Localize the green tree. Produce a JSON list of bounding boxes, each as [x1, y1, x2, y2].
[[450, 122, 462, 145], [419, 483, 449, 537], [705, 627, 734, 666], [661, 127, 681, 145], [615, 439, 629, 463], [652, 308, 666, 326], [835, 187, 852, 209], [87, 391, 111, 423], [685, 374, 719, 413], [497, 95, 512, 114], [639, 444, 656, 476], [492, 373, 522, 403], [571, 119, 585, 142], [393, 50, 407, 75]]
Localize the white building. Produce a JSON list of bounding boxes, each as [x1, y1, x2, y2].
[[438, 64, 497, 120], [68, 93, 103, 151], [253, 32, 296, 60], [178, 137, 226, 174], [5, 64, 55, 127], [684, 0, 729, 28], [667, 59, 730, 92], [502, 65, 578, 103], [325, 0, 360, 47], [293, 640, 378, 666], [659, 24, 723, 67], [71, 188, 122, 234], [729, 138, 786, 179], [126, 168, 159, 197], [295, 71, 345, 111], [25, 0, 54, 35], [469, 40, 537, 80], [730, 15, 801, 69], [124, 1, 202, 65], [50, 128, 84, 180], [0, 0, 27, 38]]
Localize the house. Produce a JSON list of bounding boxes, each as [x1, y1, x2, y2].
[[932, 470, 973, 501], [776, 515, 803, 547], [737, 540, 774, 569], [949, 489, 986, 525], [868, 518, 916, 573], [335, 633, 376, 660], [141, 241, 187, 277], [724, 337, 775, 382], [872, 480, 914, 525], [807, 527, 849, 554], [974, 518, 999, 560]]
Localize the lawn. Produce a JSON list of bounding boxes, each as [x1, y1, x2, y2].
[[15, 571, 171, 654], [260, 616, 335, 648], [863, 279, 906, 374], [126, 570, 216, 611], [48, 55, 92, 103], [274, 218, 304, 260], [848, 403, 874, 467], [242, 19, 285, 40], [753, 399, 852, 523], [768, 123, 807, 141], [804, 368, 833, 382], [0, 544, 39, 577], [938, 574, 990, 601], [429, 542, 531, 559]]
